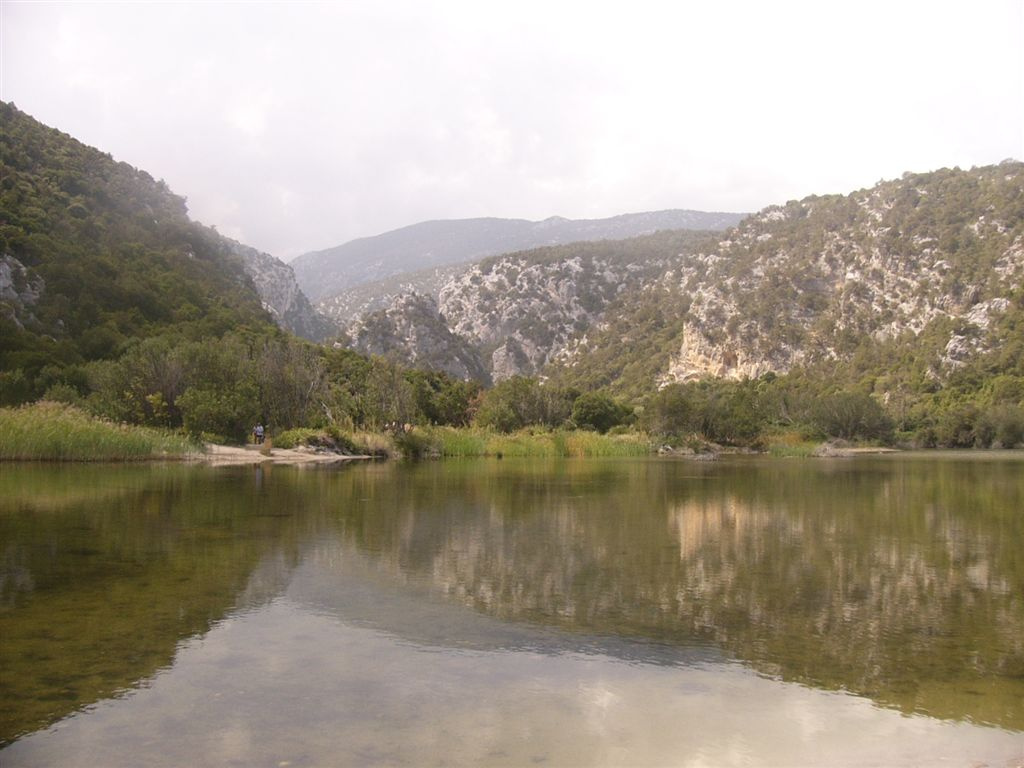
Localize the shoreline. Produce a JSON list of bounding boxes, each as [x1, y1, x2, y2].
[[197, 443, 374, 467]]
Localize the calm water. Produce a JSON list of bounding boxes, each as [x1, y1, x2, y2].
[[1, 454, 1022, 766]]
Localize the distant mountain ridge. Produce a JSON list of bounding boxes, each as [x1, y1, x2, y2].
[[292, 210, 746, 303], [332, 164, 1024, 394]]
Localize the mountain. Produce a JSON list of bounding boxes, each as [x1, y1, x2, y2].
[[0, 102, 324, 403], [292, 209, 746, 303], [317, 261, 470, 328], [337, 164, 1023, 399], [341, 230, 712, 381], [224, 239, 337, 342], [344, 292, 490, 383], [553, 162, 1024, 398]]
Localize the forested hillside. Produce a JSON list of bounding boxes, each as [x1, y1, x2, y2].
[[0, 103, 480, 440], [555, 163, 1024, 393], [0, 102, 274, 403]]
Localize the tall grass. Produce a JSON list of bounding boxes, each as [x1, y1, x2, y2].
[[423, 426, 653, 458], [764, 430, 819, 458], [0, 402, 199, 461]]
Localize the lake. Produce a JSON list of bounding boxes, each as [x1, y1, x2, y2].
[[1, 454, 1022, 766]]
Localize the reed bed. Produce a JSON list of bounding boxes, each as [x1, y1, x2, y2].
[[0, 402, 198, 461], [424, 426, 653, 458], [764, 430, 820, 458]]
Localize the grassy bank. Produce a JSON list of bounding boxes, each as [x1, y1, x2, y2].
[[421, 426, 654, 458], [272, 425, 654, 459], [0, 402, 199, 461]]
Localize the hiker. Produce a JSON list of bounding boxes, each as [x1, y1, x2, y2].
[[254, 424, 265, 444]]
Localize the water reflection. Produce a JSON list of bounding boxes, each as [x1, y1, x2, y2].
[[1, 454, 1022, 753], [322, 456, 1024, 729], [0, 464, 311, 744]]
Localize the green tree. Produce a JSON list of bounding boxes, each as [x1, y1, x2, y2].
[[571, 391, 631, 433], [811, 391, 893, 441], [474, 377, 572, 432]]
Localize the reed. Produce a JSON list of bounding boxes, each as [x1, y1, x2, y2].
[[423, 426, 654, 458], [764, 430, 819, 458], [0, 402, 198, 461]]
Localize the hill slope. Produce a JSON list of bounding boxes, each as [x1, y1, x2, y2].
[[0, 102, 278, 402], [340, 230, 713, 381], [225, 239, 337, 342], [293, 209, 746, 303], [553, 163, 1024, 397], [333, 164, 1023, 400]]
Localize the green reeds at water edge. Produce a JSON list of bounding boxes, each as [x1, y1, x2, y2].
[[422, 427, 653, 458], [0, 402, 199, 461]]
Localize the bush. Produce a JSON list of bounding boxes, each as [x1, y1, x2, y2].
[[975, 404, 1024, 448], [473, 377, 572, 432], [643, 384, 694, 438], [932, 404, 981, 448], [392, 428, 438, 459], [571, 391, 631, 433], [811, 392, 893, 442], [178, 383, 260, 444]]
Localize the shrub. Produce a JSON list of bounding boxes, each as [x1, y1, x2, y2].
[[571, 391, 631, 433], [811, 392, 893, 442], [178, 383, 260, 444], [975, 404, 1024, 448]]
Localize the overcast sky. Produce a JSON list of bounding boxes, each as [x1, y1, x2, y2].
[[2, 1, 1022, 261]]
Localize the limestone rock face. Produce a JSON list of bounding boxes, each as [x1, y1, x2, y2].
[[0, 254, 44, 330], [646, 164, 1024, 384], [438, 254, 635, 380], [293, 209, 746, 303], [346, 292, 489, 383], [226, 240, 337, 342]]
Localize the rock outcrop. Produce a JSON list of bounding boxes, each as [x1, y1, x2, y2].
[[0, 254, 44, 330], [227, 240, 337, 342], [294, 209, 745, 303], [345, 292, 490, 383]]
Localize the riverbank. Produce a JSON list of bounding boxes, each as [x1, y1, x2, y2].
[[0, 402, 197, 462], [199, 443, 373, 467], [3, 402, 992, 465]]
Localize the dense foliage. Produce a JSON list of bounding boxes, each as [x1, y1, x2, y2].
[[57, 332, 481, 442], [0, 102, 273, 405]]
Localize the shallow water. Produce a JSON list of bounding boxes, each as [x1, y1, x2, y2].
[[1, 455, 1022, 766]]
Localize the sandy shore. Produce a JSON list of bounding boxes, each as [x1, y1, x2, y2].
[[198, 443, 373, 467], [813, 445, 901, 457]]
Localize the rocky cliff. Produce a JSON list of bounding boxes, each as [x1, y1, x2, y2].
[[345, 292, 490, 382], [225, 240, 337, 342], [294, 209, 745, 303], [0, 253, 44, 331], [339, 231, 710, 381], [654, 163, 1024, 383], [336, 163, 1024, 393], [557, 162, 1024, 394]]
